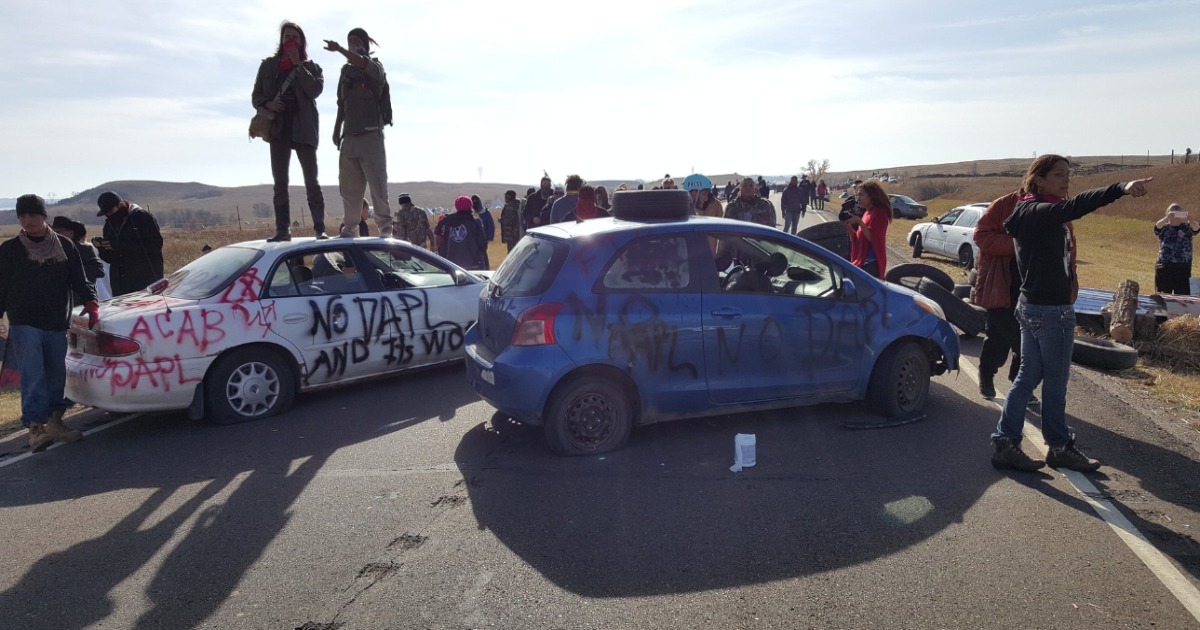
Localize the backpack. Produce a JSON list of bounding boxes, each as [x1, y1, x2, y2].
[[342, 61, 393, 127]]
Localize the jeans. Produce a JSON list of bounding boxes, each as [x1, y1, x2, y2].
[[992, 303, 1075, 448], [980, 306, 1021, 381], [10, 325, 68, 427], [270, 139, 325, 233], [782, 211, 800, 235]]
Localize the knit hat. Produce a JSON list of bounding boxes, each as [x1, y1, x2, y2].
[[454, 195, 473, 212], [15, 194, 47, 217], [96, 191, 122, 216], [397, 192, 412, 204]]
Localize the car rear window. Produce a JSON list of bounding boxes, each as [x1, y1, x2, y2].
[[488, 235, 568, 297], [163, 246, 261, 299]]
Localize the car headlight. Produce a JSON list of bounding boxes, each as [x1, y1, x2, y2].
[[912, 294, 946, 320]]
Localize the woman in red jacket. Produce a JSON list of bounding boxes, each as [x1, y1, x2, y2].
[[844, 181, 891, 278]]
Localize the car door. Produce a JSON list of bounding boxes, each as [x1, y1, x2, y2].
[[355, 243, 481, 370], [262, 246, 373, 386], [925, 206, 964, 257], [945, 208, 982, 261], [700, 231, 866, 404]]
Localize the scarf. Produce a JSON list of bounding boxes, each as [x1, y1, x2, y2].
[[278, 40, 305, 72], [18, 229, 67, 264]]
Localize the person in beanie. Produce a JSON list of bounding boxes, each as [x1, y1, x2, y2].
[[95, 191, 164, 296], [394, 192, 434, 251], [326, 27, 393, 239], [499, 190, 523, 252], [0, 195, 98, 452], [252, 20, 327, 242], [437, 195, 489, 270]]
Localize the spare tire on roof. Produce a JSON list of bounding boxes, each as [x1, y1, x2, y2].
[[796, 221, 851, 261], [610, 190, 692, 221], [885, 263, 955, 293]]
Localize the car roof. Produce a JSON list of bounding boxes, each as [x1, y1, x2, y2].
[[527, 215, 752, 240]]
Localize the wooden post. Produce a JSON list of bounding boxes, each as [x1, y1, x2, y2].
[[1109, 279, 1139, 343]]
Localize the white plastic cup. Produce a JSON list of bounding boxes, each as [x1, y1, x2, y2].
[[735, 433, 756, 468]]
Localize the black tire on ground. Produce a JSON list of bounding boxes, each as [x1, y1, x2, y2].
[[866, 341, 931, 417], [884, 262, 954, 293], [911, 233, 923, 258], [1072, 336, 1139, 371], [797, 221, 852, 261], [958, 245, 975, 270], [204, 347, 296, 425], [913, 277, 986, 337], [543, 375, 635, 455], [952, 283, 972, 299]]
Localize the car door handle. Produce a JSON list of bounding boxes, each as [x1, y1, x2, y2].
[[282, 314, 309, 324], [710, 307, 742, 319]]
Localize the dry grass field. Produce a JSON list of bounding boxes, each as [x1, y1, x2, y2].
[[2, 158, 1198, 435]]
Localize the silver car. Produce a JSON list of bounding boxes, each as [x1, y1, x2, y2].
[[888, 194, 927, 219], [907, 203, 988, 269]]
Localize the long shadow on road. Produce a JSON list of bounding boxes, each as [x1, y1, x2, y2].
[[0, 366, 477, 629], [455, 382, 1004, 597]]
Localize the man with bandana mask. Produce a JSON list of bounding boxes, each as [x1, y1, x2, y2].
[[0, 195, 97, 452], [326, 27, 394, 239], [94, 191, 164, 296]]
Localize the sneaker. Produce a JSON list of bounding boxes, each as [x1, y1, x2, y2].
[[979, 374, 996, 398], [991, 437, 1045, 472], [1046, 439, 1100, 472], [28, 424, 52, 453], [338, 227, 355, 239], [379, 227, 393, 239], [314, 231, 330, 240]]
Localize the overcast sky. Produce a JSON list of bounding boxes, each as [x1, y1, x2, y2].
[[2, 0, 1197, 201]]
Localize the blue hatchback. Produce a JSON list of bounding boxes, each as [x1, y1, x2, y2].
[[464, 190, 959, 455]]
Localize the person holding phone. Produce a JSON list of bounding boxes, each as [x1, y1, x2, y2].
[[1154, 203, 1200, 295]]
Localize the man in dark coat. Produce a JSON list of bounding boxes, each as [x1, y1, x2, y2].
[[95, 191, 164, 296], [0, 195, 97, 452], [523, 176, 553, 230], [436, 195, 489, 270]]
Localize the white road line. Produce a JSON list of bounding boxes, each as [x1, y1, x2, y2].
[[0, 413, 144, 470], [965, 358, 1200, 621]]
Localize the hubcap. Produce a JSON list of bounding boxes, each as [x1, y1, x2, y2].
[[225, 361, 280, 417]]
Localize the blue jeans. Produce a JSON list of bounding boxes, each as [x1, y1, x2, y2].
[[991, 303, 1075, 448], [10, 325, 68, 427], [783, 211, 800, 235]]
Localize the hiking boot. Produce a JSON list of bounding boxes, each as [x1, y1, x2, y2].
[[314, 231, 330, 240], [338, 227, 355, 238], [1046, 439, 1101, 472], [45, 410, 82, 444], [979, 373, 996, 398], [28, 424, 52, 453], [991, 437, 1045, 472], [266, 229, 291, 242]]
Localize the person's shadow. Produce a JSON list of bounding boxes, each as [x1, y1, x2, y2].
[[0, 366, 477, 629]]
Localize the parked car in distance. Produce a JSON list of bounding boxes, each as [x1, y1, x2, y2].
[[907, 202, 988, 269], [888, 194, 927, 219], [66, 237, 488, 424], [464, 190, 960, 456]]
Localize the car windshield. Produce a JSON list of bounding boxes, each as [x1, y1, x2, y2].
[[893, 195, 918, 204], [162, 245, 261, 299]]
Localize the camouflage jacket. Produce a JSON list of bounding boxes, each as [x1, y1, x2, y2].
[[500, 200, 522, 245], [395, 203, 434, 250], [724, 195, 777, 228]]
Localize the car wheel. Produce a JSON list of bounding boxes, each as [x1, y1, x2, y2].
[[884, 262, 954, 293], [543, 375, 634, 455], [204, 348, 295, 425], [866, 341, 930, 417], [911, 234, 923, 258], [958, 246, 975, 270], [1072, 336, 1139, 371], [893, 208, 902, 219]]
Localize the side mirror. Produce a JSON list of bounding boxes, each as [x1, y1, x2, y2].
[[841, 278, 858, 301]]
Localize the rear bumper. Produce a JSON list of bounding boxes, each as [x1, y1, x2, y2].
[[464, 341, 575, 426], [65, 351, 207, 412]]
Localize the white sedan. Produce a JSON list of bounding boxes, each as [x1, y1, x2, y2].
[[907, 203, 988, 269], [66, 237, 488, 424]]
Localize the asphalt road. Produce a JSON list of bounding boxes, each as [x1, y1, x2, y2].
[[0, 206, 1197, 630]]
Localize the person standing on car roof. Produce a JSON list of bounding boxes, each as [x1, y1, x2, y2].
[[1153, 203, 1199, 294], [990, 155, 1152, 474], [94, 191, 164, 297], [0, 195, 97, 452], [725, 177, 777, 228], [437, 195, 489, 270]]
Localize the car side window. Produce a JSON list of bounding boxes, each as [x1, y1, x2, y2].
[[957, 210, 982, 229], [939, 208, 964, 224], [265, 255, 323, 298], [710, 233, 840, 298], [362, 246, 457, 289], [310, 249, 368, 294], [602, 235, 690, 291]]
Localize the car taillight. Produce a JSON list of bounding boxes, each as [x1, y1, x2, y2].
[[512, 303, 563, 346], [95, 332, 141, 357]]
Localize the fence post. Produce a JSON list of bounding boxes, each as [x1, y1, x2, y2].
[[236, 206, 242, 232]]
